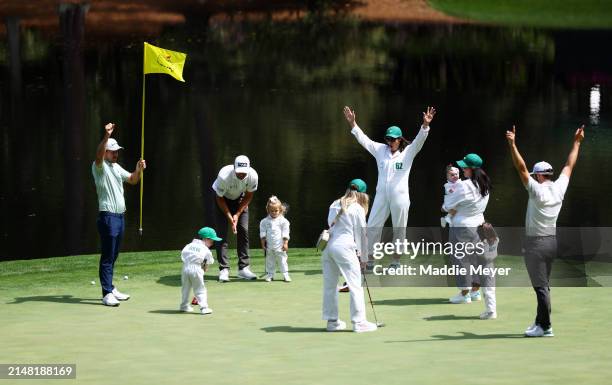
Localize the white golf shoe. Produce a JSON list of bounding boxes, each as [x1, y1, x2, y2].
[[180, 305, 194, 313], [283, 273, 292, 282], [218, 268, 230, 282], [449, 292, 471, 304], [479, 311, 497, 320], [237, 266, 257, 280], [470, 290, 481, 301], [112, 288, 130, 301], [353, 320, 378, 333], [200, 307, 213, 315], [326, 319, 347, 332], [262, 273, 273, 282], [525, 325, 554, 337], [102, 293, 120, 307]]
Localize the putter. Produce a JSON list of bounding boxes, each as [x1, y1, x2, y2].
[[362, 272, 385, 327]]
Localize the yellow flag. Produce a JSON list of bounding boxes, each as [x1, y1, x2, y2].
[[143, 42, 187, 82]]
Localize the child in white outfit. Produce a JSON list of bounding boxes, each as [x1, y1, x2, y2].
[[180, 227, 221, 315], [441, 165, 460, 227], [260, 196, 291, 282], [476, 223, 499, 319]]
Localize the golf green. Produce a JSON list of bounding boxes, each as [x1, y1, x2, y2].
[[1, 249, 611, 385]]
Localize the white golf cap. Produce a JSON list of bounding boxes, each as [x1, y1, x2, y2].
[[106, 138, 123, 151], [530, 161, 554, 175], [234, 155, 251, 173]]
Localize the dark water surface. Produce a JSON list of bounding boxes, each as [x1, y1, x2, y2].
[[1, 9, 611, 259]]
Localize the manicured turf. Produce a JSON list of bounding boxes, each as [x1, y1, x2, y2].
[[428, 0, 612, 29], [1, 249, 612, 385]]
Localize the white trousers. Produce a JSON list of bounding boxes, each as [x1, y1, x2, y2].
[[367, 191, 410, 256], [266, 249, 288, 274], [482, 286, 496, 313], [322, 243, 366, 323], [181, 266, 208, 309]]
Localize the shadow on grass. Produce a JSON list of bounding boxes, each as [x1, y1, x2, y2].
[[157, 274, 277, 286], [149, 310, 188, 315], [8, 295, 101, 306], [261, 326, 324, 333], [423, 314, 480, 321], [375, 298, 449, 306], [387, 332, 525, 343]]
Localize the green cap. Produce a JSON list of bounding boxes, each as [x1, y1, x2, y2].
[[349, 178, 367, 193], [385, 126, 402, 138], [457, 153, 483, 169], [197, 227, 222, 241]]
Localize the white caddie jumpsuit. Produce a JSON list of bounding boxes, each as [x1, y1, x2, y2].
[[259, 215, 290, 274], [351, 124, 430, 256], [322, 200, 368, 323], [180, 239, 214, 309]]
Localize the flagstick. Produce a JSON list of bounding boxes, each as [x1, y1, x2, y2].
[[139, 55, 146, 237]]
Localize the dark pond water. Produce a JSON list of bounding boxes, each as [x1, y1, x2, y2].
[[1, 10, 611, 259]]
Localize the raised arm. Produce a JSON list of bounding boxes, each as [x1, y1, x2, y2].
[[561, 125, 585, 178], [344, 106, 384, 157], [505, 125, 530, 187], [95, 123, 114, 166], [405, 106, 435, 159]]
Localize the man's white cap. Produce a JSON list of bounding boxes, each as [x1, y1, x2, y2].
[[530, 161, 554, 175], [234, 155, 251, 174], [106, 138, 123, 151]]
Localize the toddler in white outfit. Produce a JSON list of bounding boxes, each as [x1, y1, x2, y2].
[[180, 227, 220, 315], [441, 165, 460, 227], [260, 196, 291, 282]]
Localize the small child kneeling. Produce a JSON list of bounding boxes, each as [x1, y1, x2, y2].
[[180, 227, 221, 315]]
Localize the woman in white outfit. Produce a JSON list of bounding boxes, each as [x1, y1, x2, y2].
[[343, 106, 436, 266], [442, 153, 491, 304], [322, 179, 378, 333]]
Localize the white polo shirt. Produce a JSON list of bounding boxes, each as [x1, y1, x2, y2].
[[525, 174, 569, 236], [181, 239, 214, 266], [92, 160, 131, 214], [212, 165, 258, 200]]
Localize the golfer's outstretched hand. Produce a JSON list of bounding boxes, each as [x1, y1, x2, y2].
[[506, 125, 516, 145], [422, 106, 436, 127], [105, 123, 115, 137], [575, 125, 585, 143], [343, 106, 356, 128]]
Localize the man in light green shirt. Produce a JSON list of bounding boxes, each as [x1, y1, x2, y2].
[[92, 123, 146, 306]]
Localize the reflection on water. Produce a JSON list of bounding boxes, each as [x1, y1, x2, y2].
[[1, 11, 611, 259]]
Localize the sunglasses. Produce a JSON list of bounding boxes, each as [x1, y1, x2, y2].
[[385, 136, 399, 142]]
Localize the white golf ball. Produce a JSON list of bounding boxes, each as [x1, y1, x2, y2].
[[123, 275, 129, 280], [90, 280, 96, 285]]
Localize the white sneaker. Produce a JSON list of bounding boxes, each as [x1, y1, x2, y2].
[[388, 260, 401, 269], [326, 319, 347, 332], [283, 273, 292, 282], [218, 268, 230, 282], [470, 290, 481, 301], [353, 320, 378, 333], [200, 307, 213, 315], [262, 273, 273, 282], [525, 325, 545, 337], [112, 288, 130, 301], [449, 292, 472, 304], [102, 293, 120, 307], [440, 217, 448, 228], [180, 305, 194, 313], [237, 266, 257, 280], [479, 311, 497, 320]]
